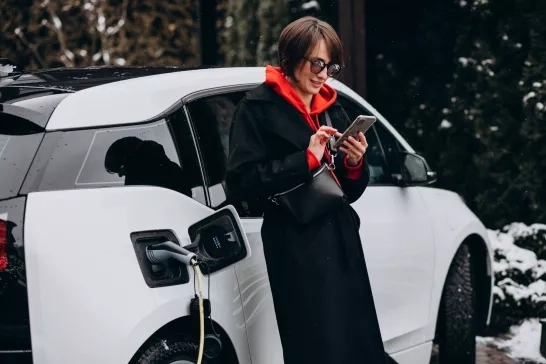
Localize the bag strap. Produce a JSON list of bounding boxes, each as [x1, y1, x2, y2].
[[324, 110, 337, 162]]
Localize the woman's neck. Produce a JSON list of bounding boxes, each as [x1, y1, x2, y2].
[[288, 77, 312, 112]]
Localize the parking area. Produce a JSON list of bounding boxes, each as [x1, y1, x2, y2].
[[430, 343, 519, 364]]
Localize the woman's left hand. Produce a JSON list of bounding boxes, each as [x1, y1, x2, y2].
[[340, 132, 368, 166]]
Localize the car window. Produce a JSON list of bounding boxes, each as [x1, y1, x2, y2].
[[22, 113, 206, 204], [374, 123, 404, 182], [186, 92, 265, 218], [336, 94, 391, 184]]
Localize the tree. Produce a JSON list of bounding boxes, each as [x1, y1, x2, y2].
[[0, 0, 201, 70], [219, 0, 334, 67], [439, 0, 545, 228], [367, 0, 546, 228]]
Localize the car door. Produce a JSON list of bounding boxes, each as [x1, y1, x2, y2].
[[184, 90, 285, 364], [336, 93, 436, 352], [21, 112, 251, 364]]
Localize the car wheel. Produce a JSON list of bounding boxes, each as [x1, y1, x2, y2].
[[437, 243, 476, 364], [135, 336, 208, 364]]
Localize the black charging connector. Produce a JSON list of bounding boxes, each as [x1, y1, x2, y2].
[[190, 295, 211, 319]]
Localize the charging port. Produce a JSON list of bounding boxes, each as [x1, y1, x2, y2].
[[130, 230, 190, 288]]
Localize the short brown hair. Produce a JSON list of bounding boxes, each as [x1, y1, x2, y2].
[[278, 16, 344, 77]]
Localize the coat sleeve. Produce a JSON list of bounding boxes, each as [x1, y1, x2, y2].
[[226, 100, 312, 200], [331, 106, 371, 204]]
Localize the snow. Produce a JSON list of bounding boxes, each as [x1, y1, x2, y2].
[[459, 57, 469, 67], [161, 339, 169, 351], [0, 64, 16, 76], [479, 319, 546, 363], [488, 223, 546, 276], [537, 103, 545, 111], [52, 15, 62, 29], [97, 15, 106, 33], [439, 119, 452, 129], [524, 92, 537, 104], [301, 1, 320, 11], [481, 222, 546, 362]]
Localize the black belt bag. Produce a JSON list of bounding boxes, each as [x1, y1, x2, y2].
[[269, 111, 347, 224]]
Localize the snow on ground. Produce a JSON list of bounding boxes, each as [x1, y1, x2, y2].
[[478, 319, 546, 363]]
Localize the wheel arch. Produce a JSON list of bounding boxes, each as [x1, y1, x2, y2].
[[434, 233, 494, 339], [128, 315, 239, 364]]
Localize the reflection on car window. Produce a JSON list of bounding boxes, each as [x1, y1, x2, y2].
[[104, 136, 192, 197], [28, 119, 203, 202], [73, 123, 179, 186], [187, 92, 265, 218]]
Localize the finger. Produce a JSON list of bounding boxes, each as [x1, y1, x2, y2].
[[347, 136, 367, 153], [315, 131, 329, 139], [342, 142, 362, 160], [359, 133, 368, 147], [334, 131, 343, 138], [318, 126, 338, 135], [339, 146, 350, 155]]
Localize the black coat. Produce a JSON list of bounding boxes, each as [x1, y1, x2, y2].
[[226, 83, 390, 364]]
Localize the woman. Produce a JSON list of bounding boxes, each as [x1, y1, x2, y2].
[[226, 16, 392, 364]]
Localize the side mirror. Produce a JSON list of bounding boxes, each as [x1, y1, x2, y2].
[[187, 205, 251, 274], [398, 152, 437, 187]]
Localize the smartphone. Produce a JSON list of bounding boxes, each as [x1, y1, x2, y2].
[[333, 115, 376, 149]]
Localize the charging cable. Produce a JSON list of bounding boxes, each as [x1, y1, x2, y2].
[[146, 241, 205, 364]]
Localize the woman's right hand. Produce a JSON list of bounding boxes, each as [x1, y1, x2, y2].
[[308, 126, 341, 161]]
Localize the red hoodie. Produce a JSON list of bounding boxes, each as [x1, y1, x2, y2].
[[265, 65, 362, 179]]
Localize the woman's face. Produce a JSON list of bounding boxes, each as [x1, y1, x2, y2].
[[292, 38, 331, 97]]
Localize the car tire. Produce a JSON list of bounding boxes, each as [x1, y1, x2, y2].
[[135, 335, 208, 364], [437, 243, 477, 364]]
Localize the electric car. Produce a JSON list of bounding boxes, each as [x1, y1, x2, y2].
[[0, 65, 494, 364]]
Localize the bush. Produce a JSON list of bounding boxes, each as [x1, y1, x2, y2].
[[487, 222, 546, 334]]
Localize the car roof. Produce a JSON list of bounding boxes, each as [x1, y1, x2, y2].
[[44, 67, 264, 131], [1, 65, 413, 151]]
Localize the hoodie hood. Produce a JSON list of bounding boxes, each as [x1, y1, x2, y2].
[[265, 65, 337, 117]]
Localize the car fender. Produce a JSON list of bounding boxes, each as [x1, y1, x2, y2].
[[417, 187, 494, 339], [121, 291, 251, 364]]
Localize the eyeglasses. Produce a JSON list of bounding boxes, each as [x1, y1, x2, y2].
[[304, 57, 342, 77]]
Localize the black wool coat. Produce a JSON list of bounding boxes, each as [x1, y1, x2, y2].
[[226, 83, 390, 364]]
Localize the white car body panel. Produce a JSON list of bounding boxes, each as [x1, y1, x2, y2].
[[417, 187, 494, 338], [352, 186, 435, 352], [14, 66, 494, 364], [24, 187, 252, 364]]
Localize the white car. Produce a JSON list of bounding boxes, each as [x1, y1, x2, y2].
[[0, 65, 494, 364]]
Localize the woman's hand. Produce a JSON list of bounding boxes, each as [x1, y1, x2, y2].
[[308, 126, 341, 161], [340, 132, 368, 166]]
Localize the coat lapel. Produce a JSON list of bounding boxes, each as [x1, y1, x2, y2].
[[245, 83, 318, 150]]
